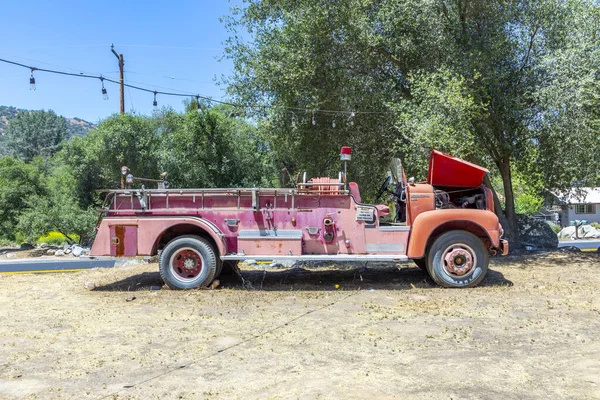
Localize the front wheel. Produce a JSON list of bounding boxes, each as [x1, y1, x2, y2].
[[159, 235, 217, 290], [427, 230, 488, 288]]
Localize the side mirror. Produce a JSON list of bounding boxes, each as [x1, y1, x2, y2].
[[408, 177, 415, 186]]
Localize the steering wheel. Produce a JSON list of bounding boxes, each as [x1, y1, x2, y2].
[[375, 175, 391, 201]]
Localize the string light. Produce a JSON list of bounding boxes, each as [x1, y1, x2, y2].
[[291, 112, 296, 128], [196, 95, 201, 112], [0, 57, 386, 117], [100, 77, 108, 100], [152, 91, 158, 112], [29, 69, 36, 91], [332, 117, 336, 128]]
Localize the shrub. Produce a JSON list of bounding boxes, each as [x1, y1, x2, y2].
[[36, 231, 80, 246], [591, 222, 600, 230], [546, 221, 561, 234]]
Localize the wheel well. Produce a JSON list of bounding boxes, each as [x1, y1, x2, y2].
[[154, 224, 219, 256], [425, 220, 491, 254]]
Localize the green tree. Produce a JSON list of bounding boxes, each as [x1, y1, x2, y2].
[[158, 105, 274, 188], [0, 156, 46, 241], [223, 0, 600, 243], [17, 163, 97, 244], [61, 113, 161, 208], [2, 110, 68, 161]]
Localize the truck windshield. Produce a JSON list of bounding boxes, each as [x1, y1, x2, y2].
[[390, 158, 404, 185]]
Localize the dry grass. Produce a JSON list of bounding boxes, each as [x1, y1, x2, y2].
[[0, 253, 599, 399]]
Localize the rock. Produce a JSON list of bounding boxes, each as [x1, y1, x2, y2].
[[84, 281, 96, 290], [29, 249, 46, 257], [582, 226, 600, 239], [558, 226, 576, 239], [517, 214, 558, 250], [558, 224, 600, 240], [6, 253, 16, 259], [46, 249, 56, 256], [146, 255, 159, 263], [54, 250, 65, 257], [39, 243, 48, 249], [149, 285, 162, 291], [20, 243, 35, 250], [125, 296, 136, 302], [71, 246, 84, 257]]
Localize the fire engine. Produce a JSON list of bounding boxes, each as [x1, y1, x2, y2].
[[91, 147, 508, 289]]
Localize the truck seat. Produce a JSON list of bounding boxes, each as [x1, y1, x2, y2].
[[349, 182, 390, 217]]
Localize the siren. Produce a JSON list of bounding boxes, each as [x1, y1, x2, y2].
[[340, 146, 352, 161], [340, 146, 352, 190]]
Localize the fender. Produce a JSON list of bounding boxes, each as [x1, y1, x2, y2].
[[91, 216, 227, 257], [407, 209, 501, 259]]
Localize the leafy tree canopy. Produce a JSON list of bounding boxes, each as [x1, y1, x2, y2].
[[223, 0, 600, 241], [2, 110, 68, 161]]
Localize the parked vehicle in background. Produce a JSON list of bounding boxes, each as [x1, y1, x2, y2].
[[91, 148, 508, 289]]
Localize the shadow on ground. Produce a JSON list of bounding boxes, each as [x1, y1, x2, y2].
[[93, 265, 512, 292]]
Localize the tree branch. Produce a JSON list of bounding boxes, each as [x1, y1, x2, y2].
[[519, 24, 540, 76], [374, 44, 404, 71]]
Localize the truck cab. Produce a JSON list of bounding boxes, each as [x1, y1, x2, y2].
[[91, 148, 508, 290]]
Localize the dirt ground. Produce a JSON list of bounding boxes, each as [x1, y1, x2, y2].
[[0, 253, 599, 400]]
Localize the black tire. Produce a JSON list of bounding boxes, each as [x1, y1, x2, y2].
[[427, 230, 488, 288], [413, 258, 427, 271], [159, 235, 217, 290]]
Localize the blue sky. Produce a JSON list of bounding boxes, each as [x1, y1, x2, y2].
[[0, 1, 243, 123]]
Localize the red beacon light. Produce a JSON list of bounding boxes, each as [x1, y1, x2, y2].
[[340, 146, 352, 161]]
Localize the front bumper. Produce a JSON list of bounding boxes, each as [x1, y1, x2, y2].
[[500, 239, 509, 255]]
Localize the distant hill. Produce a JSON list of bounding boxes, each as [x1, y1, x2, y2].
[[0, 106, 95, 138]]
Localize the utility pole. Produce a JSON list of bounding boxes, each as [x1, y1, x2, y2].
[[111, 44, 125, 114]]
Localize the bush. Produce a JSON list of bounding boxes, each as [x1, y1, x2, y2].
[[37, 231, 80, 246], [546, 221, 561, 234], [591, 222, 600, 230]]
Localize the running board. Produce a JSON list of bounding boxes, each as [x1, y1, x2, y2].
[[220, 254, 409, 262]]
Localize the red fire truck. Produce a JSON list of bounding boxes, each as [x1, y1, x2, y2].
[[91, 147, 508, 289]]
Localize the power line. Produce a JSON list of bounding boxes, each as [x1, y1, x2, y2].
[[0, 56, 389, 116]]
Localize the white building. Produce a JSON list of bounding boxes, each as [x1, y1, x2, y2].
[[552, 187, 600, 226]]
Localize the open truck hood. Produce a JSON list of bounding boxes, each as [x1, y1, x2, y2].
[[427, 150, 489, 187]]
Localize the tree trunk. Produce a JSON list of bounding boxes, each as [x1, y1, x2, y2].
[[497, 159, 520, 246], [483, 174, 509, 226]]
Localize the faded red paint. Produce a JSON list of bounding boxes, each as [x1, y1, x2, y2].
[[90, 150, 508, 264]]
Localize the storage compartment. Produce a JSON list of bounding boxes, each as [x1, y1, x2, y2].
[[109, 225, 138, 257], [237, 230, 302, 256]]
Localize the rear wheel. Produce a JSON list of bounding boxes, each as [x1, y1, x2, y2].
[[159, 235, 217, 290], [427, 230, 488, 288]]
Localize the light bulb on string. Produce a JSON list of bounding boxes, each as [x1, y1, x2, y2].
[[312, 111, 316, 126], [291, 112, 296, 128], [152, 91, 158, 113], [100, 77, 108, 100], [349, 111, 355, 126], [332, 117, 336, 128], [29, 69, 36, 91]]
